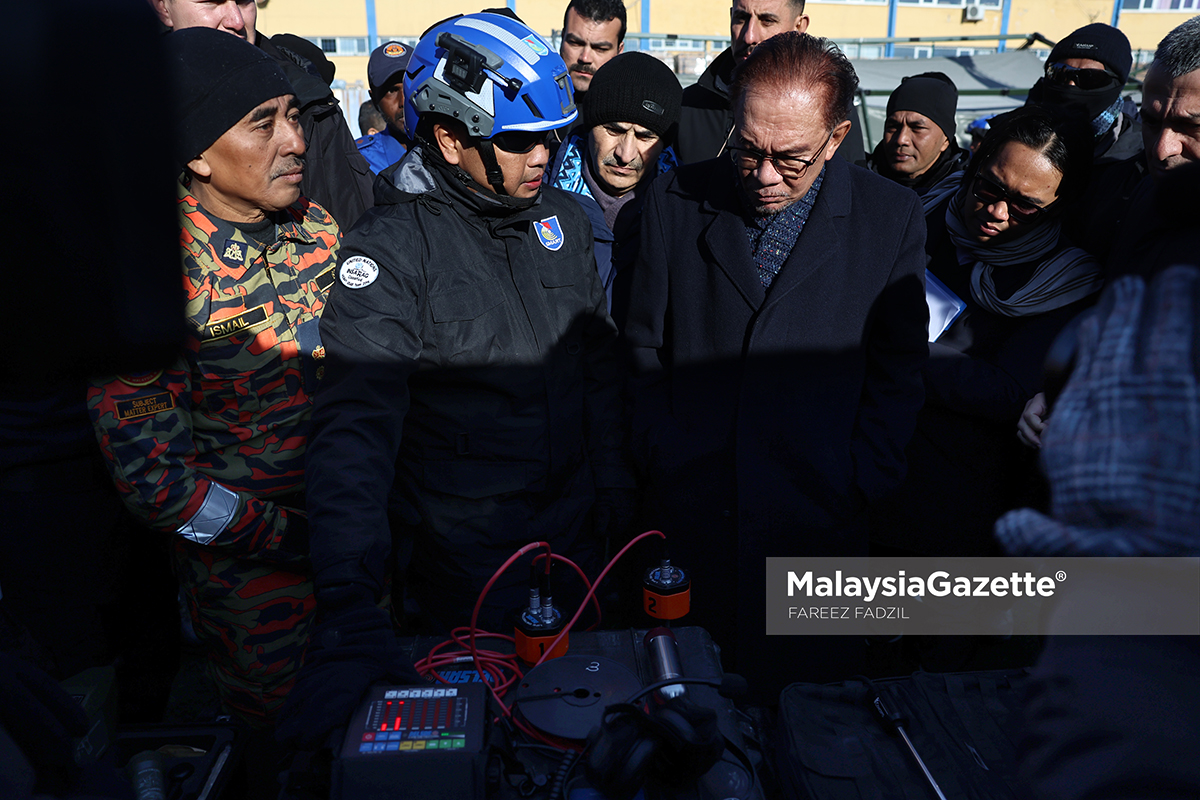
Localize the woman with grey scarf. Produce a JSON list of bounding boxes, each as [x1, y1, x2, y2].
[[872, 107, 1102, 571]]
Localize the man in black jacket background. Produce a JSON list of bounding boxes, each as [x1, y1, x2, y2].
[[1025, 23, 1144, 263], [677, 0, 865, 166]]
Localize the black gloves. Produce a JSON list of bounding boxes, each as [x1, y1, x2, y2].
[[276, 583, 424, 751]]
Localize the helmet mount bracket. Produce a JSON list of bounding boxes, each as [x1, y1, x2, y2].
[[437, 32, 524, 100], [405, 14, 576, 146]]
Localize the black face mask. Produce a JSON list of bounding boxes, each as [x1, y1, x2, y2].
[[1027, 76, 1122, 125]]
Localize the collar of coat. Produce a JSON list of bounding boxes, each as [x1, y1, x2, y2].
[[665, 154, 856, 310], [693, 47, 736, 103]]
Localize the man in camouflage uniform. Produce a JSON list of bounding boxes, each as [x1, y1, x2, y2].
[[88, 29, 340, 726]]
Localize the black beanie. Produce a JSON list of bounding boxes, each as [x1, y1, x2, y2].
[[886, 72, 959, 141], [169, 27, 294, 168], [584, 52, 683, 140], [1049, 23, 1132, 85]]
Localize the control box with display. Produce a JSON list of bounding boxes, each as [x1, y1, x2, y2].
[[334, 683, 488, 800]]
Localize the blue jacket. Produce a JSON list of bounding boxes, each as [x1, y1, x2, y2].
[[546, 133, 678, 313], [355, 131, 407, 175]]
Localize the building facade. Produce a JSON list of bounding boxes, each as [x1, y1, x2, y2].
[[255, 0, 1193, 84]]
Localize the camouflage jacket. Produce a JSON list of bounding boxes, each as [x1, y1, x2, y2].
[[88, 184, 340, 557]]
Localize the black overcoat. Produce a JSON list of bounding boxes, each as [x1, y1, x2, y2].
[[624, 154, 928, 689]]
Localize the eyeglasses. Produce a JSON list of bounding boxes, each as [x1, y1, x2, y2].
[[489, 129, 552, 154], [1044, 61, 1120, 91], [971, 174, 1056, 222], [727, 130, 834, 179]]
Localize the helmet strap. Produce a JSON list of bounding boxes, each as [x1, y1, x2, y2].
[[476, 139, 509, 195]]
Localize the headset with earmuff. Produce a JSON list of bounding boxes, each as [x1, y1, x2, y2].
[[582, 676, 757, 800]]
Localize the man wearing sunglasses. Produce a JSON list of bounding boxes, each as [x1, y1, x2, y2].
[[1026, 23, 1144, 262], [280, 14, 635, 747], [624, 33, 927, 700]]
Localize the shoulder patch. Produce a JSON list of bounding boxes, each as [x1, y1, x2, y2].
[[340, 256, 380, 289], [535, 216, 564, 252], [114, 391, 175, 420], [118, 370, 163, 387]]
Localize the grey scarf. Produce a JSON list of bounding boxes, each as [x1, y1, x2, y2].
[[944, 185, 1103, 317]]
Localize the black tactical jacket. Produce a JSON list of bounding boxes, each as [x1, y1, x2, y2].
[[306, 146, 633, 624]]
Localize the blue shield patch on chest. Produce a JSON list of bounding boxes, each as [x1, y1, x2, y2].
[[536, 216, 565, 252]]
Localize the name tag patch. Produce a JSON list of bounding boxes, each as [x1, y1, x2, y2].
[[201, 305, 269, 340], [314, 266, 336, 293], [340, 256, 379, 289], [115, 391, 176, 420], [535, 216, 564, 252]]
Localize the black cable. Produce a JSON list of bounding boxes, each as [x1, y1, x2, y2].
[[547, 750, 580, 800]]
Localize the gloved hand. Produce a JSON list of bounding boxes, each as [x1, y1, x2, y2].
[[996, 266, 1200, 556], [276, 583, 424, 750], [592, 487, 640, 545], [0, 652, 87, 793]]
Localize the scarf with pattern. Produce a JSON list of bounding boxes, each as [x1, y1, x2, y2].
[[944, 184, 1103, 317]]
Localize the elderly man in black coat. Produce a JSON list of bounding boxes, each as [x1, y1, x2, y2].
[[624, 32, 928, 696]]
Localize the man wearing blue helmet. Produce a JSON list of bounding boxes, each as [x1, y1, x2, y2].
[[278, 12, 635, 749]]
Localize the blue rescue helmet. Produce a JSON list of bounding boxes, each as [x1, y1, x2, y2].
[[403, 12, 577, 143]]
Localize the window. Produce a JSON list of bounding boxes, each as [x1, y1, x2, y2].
[[313, 37, 370, 56], [839, 43, 885, 58], [1123, 0, 1197, 8], [893, 45, 934, 58], [647, 38, 705, 51], [898, 0, 1002, 6]]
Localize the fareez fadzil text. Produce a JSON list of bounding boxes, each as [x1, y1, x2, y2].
[[789, 605, 907, 620], [787, 570, 1058, 602]]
